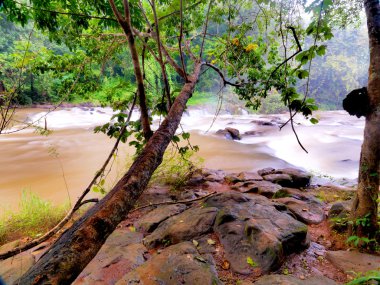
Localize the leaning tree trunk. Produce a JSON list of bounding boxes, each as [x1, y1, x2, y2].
[[16, 61, 202, 285], [350, 0, 380, 243]]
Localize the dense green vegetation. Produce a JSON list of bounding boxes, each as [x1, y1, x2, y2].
[[0, 12, 368, 111]]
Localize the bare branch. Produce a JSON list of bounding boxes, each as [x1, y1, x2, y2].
[[203, 62, 241, 87], [199, 0, 213, 58]]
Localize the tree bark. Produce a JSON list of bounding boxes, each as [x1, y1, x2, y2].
[[16, 61, 202, 285], [350, 0, 380, 243]]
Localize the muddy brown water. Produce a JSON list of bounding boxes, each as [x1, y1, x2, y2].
[[0, 107, 364, 211]]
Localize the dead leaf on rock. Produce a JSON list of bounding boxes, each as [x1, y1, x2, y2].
[[222, 260, 230, 270]]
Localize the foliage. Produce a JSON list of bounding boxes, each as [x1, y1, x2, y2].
[[346, 270, 380, 285], [0, 190, 69, 244], [150, 149, 203, 190]]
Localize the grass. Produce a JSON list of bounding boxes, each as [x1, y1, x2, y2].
[[151, 149, 203, 190], [0, 190, 69, 246], [187, 91, 218, 106]]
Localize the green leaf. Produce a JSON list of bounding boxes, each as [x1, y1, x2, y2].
[[246, 256, 258, 267], [316, 45, 327, 56], [310, 118, 319, 124], [172, 135, 180, 143], [182, 132, 190, 140]]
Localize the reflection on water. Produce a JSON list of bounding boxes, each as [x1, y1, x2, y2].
[[0, 107, 364, 209]]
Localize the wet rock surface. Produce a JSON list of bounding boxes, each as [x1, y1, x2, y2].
[[116, 242, 221, 285], [205, 192, 309, 274], [1, 167, 359, 284], [326, 250, 380, 276], [143, 206, 218, 249], [253, 274, 338, 285], [134, 204, 187, 233], [74, 230, 146, 285]]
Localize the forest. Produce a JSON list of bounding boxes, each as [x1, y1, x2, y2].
[[0, 0, 379, 284]]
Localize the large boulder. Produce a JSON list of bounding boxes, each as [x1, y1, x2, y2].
[[216, 127, 241, 140], [204, 192, 309, 274], [143, 206, 218, 248], [116, 242, 221, 285]]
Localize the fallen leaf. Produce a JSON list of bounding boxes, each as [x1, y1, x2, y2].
[[207, 239, 216, 245], [222, 260, 230, 270], [194, 256, 206, 263]]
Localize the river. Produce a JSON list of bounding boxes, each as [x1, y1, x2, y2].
[[0, 107, 364, 211]]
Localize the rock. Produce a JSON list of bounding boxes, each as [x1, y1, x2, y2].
[[253, 274, 338, 285], [137, 186, 172, 206], [251, 120, 275, 126], [205, 191, 309, 274], [329, 200, 351, 218], [274, 197, 325, 225], [258, 167, 275, 176], [263, 173, 293, 187], [216, 127, 241, 140], [243, 130, 262, 136], [326, 250, 380, 275], [237, 171, 263, 181], [134, 204, 187, 233], [74, 229, 146, 285], [0, 252, 35, 284], [143, 206, 218, 248], [258, 168, 311, 188], [225, 173, 242, 183], [205, 173, 224, 182], [254, 181, 283, 198], [232, 180, 282, 198], [274, 188, 321, 204], [0, 239, 23, 254], [328, 200, 352, 229], [279, 168, 311, 188], [225, 127, 241, 140], [116, 242, 221, 285]]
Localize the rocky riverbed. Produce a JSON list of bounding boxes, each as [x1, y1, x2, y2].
[[1, 167, 379, 285]]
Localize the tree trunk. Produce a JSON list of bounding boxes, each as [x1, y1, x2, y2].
[[350, 0, 380, 243], [16, 61, 202, 285], [109, 0, 153, 141]]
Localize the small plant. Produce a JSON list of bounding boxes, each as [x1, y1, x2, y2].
[[346, 270, 380, 285], [150, 148, 203, 190], [346, 235, 374, 248], [0, 190, 69, 245]]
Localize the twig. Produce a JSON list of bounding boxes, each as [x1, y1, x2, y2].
[[203, 62, 241, 87], [130, 191, 216, 213], [199, 0, 213, 58], [178, 0, 188, 82]]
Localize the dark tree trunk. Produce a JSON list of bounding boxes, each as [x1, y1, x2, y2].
[[16, 62, 202, 285], [350, 0, 380, 243]]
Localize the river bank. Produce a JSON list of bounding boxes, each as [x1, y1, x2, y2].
[[1, 166, 378, 285]]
